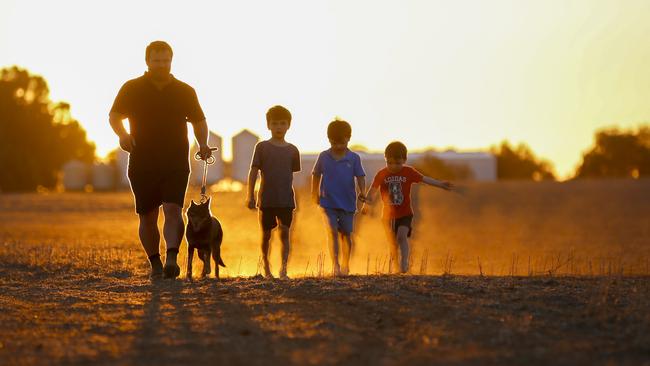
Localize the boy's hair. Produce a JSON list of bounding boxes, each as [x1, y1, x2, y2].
[[384, 141, 408, 160], [266, 105, 292, 126], [327, 120, 352, 141], [145, 41, 173, 61]]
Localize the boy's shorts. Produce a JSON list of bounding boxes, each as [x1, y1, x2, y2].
[[128, 169, 189, 215], [386, 215, 414, 237], [323, 207, 355, 235], [259, 207, 294, 231]]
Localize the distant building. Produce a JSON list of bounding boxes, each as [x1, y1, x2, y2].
[[62, 160, 88, 191], [422, 151, 497, 182], [231, 129, 259, 182], [112, 149, 129, 190], [92, 162, 115, 191], [292, 150, 497, 188]]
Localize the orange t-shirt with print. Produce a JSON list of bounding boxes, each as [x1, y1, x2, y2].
[[371, 166, 424, 219]]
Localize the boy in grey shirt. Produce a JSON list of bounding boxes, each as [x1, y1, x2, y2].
[[246, 105, 301, 279]]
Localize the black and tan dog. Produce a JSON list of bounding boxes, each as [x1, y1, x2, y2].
[[186, 198, 225, 280]]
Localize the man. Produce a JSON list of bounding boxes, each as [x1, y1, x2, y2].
[[109, 40, 212, 280]]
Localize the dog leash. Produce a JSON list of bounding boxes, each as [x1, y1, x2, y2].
[[194, 147, 219, 203]]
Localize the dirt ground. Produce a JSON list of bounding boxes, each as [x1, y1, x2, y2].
[[1, 181, 649, 365], [1, 267, 649, 365]]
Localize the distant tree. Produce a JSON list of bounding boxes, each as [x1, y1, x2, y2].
[[575, 126, 650, 178], [349, 144, 369, 152], [0, 66, 95, 192], [412, 152, 472, 181], [490, 141, 555, 180]]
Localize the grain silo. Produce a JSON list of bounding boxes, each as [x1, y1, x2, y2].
[[92, 162, 115, 191], [62, 160, 88, 191], [231, 129, 259, 183]]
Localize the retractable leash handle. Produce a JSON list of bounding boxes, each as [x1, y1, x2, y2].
[[194, 147, 219, 202]]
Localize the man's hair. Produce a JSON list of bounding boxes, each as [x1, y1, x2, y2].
[[266, 105, 292, 126], [327, 120, 352, 141], [145, 41, 173, 61], [384, 141, 408, 160]]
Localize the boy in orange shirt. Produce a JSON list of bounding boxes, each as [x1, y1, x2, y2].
[[363, 141, 455, 273]]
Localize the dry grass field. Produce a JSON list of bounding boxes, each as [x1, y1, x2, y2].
[[0, 179, 649, 365]]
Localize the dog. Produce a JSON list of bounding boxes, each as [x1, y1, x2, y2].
[[186, 198, 225, 280]]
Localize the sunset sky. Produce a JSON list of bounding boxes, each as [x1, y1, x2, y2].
[[2, 0, 650, 178]]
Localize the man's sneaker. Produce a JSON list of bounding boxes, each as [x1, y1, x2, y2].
[[163, 263, 180, 279], [149, 257, 163, 281], [150, 266, 163, 281]]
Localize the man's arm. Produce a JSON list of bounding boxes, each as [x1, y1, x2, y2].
[[109, 112, 135, 152], [311, 174, 321, 204], [190, 119, 212, 160], [422, 176, 453, 191], [246, 167, 260, 209]]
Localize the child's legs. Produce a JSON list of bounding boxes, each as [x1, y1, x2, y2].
[[278, 224, 290, 273], [259, 209, 277, 265], [340, 233, 353, 274], [382, 220, 399, 273], [323, 208, 342, 271], [261, 229, 272, 274], [275, 208, 294, 276], [392, 215, 413, 273], [396, 226, 410, 273], [338, 211, 355, 274], [328, 227, 340, 270]]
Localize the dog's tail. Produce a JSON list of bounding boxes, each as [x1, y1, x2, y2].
[[218, 257, 226, 267]]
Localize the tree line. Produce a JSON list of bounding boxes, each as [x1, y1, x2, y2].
[[1, 66, 649, 191]]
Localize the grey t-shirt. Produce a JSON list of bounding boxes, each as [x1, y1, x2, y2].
[[251, 140, 301, 208]]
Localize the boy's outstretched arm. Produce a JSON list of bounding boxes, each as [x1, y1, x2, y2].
[[246, 167, 259, 209], [422, 176, 454, 191], [311, 174, 321, 205]]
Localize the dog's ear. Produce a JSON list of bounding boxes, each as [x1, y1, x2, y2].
[[206, 197, 211, 205]]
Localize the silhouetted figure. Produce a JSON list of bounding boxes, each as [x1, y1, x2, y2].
[[246, 106, 301, 279], [311, 120, 366, 276], [362, 142, 455, 273], [109, 41, 213, 280]]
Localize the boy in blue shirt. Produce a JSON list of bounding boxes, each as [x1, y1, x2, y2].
[[311, 120, 366, 276]]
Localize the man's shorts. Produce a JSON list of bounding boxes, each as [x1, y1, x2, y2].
[[323, 207, 355, 235], [128, 169, 189, 214], [386, 215, 414, 237], [259, 207, 294, 231]]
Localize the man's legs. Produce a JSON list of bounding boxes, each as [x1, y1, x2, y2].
[[139, 208, 162, 278], [162, 202, 184, 278], [278, 224, 291, 279]]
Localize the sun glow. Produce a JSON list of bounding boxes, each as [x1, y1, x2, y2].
[[3, 0, 650, 177]]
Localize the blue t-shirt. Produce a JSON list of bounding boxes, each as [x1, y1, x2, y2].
[[312, 149, 365, 212]]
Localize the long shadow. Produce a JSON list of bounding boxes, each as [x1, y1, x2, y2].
[[126, 277, 290, 366]]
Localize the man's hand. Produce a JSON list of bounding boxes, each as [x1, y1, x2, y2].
[[246, 198, 256, 210], [119, 134, 135, 153], [197, 144, 213, 161]]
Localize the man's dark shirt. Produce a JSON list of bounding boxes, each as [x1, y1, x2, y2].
[[110, 72, 205, 173]]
